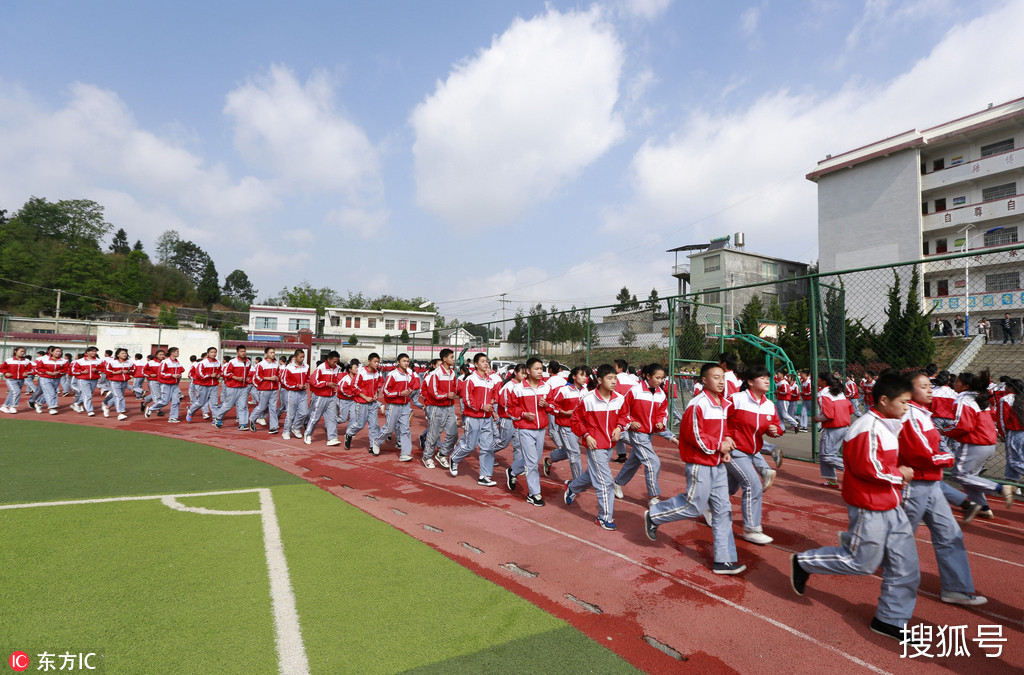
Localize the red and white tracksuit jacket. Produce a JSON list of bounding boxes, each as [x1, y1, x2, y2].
[[424, 366, 457, 407], [35, 355, 70, 379], [509, 380, 552, 430], [338, 373, 358, 400], [309, 363, 342, 398], [71, 357, 104, 380], [381, 369, 414, 405], [841, 410, 904, 511], [104, 360, 134, 382], [679, 392, 731, 466], [353, 367, 382, 403], [549, 384, 586, 427], [727, 390, 784, 455], [460, 371, 495, 418], [192, 358, 222, 387], [569, 389, 629, 450], [818, 389, 854, 428], [1, 357, 35, 380], [280, 363, 310, 391], [496, 379, 517, 419], [221, 358, 251, 389], [946, 392, 998, 445], [156, 359, 184, 385], [929, 385, 957, 420], [130, 358, 146, 378], [613, 372, 639, 397], [253, 359, 281, 391], [997, 394, 1024, 435], [800, 378, 813, 402], [899, 401, 954, 481], [845, 380, 859, 400], [724, 370, 742, 398], [623, 382, 668, 434], [143, 359, 162, 381]]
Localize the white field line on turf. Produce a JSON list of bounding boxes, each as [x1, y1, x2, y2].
[[1, 488, 310, 675], [329, 460, 893, 675]]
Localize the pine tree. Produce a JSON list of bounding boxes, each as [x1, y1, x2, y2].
[[619, 322, 636, 347], [873, 270, 903, 368], [197, 260, 220, 309], [902, 265, 936, 368], [778, 297, 810, 369], [614, 286, 631, 313], [676, 318, 706, 361], [109, 228, 130, 254], [736, 295, 765, 367]]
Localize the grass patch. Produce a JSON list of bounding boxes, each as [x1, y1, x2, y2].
[[0, 419, 304, 503]]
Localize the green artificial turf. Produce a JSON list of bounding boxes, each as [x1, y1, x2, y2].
[[0, 418, 304, 504]]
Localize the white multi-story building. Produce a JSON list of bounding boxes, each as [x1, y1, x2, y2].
[[322, 307, 436, 348], [810, 97, 1024, 332], [247, 305, 318, 339]]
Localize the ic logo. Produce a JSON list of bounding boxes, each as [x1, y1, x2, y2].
[[9, 652, 29, 672]]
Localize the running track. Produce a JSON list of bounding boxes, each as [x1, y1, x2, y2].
[[14, 402, 1023, 673]]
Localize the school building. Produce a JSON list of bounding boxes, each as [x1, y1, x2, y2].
[[809, 96, 1024, 334]]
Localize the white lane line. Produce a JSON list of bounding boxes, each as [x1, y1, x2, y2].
[[0, 488, 263, 510], [327, 461, 893, 675], [160, 496, 261, 515]]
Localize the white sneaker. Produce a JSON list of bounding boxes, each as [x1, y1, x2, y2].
[[49, 409, 58, 415], [8, 406, 18, 414], [613, 483, 624, 499], [648, 497, 661, 506], [326, 439, 341, 447], [940, 591, 988, 606], [282, 432, 290, 440], [742, 529, 774, 545], [256, 418, 267, 426], [1002, 484, 1015, 509], [103, 407, 110, 418], [370, 441, 380, 456], [304, 436, 312, 445], [72, 403, 82, 413], [35, 403, 44, 413], [0, 405, 9, 413], [117, 413, 128, 421], [87, 411, 95, 417], [762, 468, 777, 491], [399, 455, 413, 462]]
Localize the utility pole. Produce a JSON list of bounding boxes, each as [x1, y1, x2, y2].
[[55, 288, 62, 331], [499, 293, 512, 340]]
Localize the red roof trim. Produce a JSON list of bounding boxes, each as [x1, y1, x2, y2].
[[806, 137, 922, 181]]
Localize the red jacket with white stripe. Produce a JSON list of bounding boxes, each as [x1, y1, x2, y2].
[[1, 357, 35, 380], [800, 377, 813, 401], [143, 358, 162, 381], [105, 359, 134, 382], [425, 366, 457, 407], [899, 401, 953, 481], [353, 367, 383, 402], [71, 357, 104, 380], [727, 390, 784, 455], [221, 358, 251, 389], [946, 393, 998, 445], [337, 373, 358, 400], [192, 358, 222, 387], [381, 369, 414, 405], [997, 394, 1024, 434], [613, 372, 639, 397], [550, 384, 586, 427], [35, 355, 70, 379], [845, 380, 859, 400], [253, 359, 281, 391], [841, 410, 904, 510], [156, 359, 184, 385], [309, 363, 342, 398], [280, 363, 310, 391], [130, 358, 146, 378], [775, 379, 791, 401], [623, 382, 668, 435], [509, 380, 552, 430], [724, 370, 742, 398], [679, 392, 731, 466], [569, 389, 629, 450], [817, 389, 854, 428], [460, 371, 496, 418], [929, 385, 957, 419]]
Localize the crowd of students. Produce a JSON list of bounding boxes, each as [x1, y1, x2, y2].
[[2, 343, 1020, 641]]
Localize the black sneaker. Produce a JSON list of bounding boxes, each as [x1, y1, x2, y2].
[[526, 494, 545, 507], [869, 617, 905, 641], [563, 484, 576, 506], [613, 455, 627, 463], [268, 428, 279, 435], [157, 410, 165, 417], [249, 420, 257, 432], [712, 562, 746, 575], [791, 555, 809, 595], [140, 402, 146, 414], [344, 435, 352, 449], [643, 510, 658, 541], [419, 433, 425, 450], [477, 476, 497, 487], [962, 501, 983, 523], [543, 457, 551, 476], [505, 467, 517, 492]]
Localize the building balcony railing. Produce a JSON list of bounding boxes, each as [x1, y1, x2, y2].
[[927, 287, 1024, 313], [672, 263, 690, 277], [923, 194, 1022, 231], [921, 147, 1024, 192]]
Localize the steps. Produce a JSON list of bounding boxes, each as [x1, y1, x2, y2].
[[962, 342, 1024, 379]]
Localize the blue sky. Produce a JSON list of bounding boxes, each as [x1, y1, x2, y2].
[[1, 0, 1020, 323]]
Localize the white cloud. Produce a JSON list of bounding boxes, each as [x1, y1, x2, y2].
[[606, 0, 1024, 263], [324, 205, 390, 239], [410, 7, 625, 230], [618, 0, 674, 21], [740, 6, 761, 37], [845, 0, 956, 52]]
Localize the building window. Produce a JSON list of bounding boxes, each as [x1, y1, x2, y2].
[[330, 317, 340, 327], [368, 318, 376, 328], [923, 240, 930, 255], [354, 318, 360, 328], [410, 321, 417, 331], [345, 317, 352, 328], [255, 317, 277, 330], [934, 198, 946, 212], [980, 138, 1014, 158], [421, 322, 430, 332], [288, 318, 310, 331], [703, 255, 721, 273], [932, 158, 944, 172], [385, 320, 395, 330], [982, 182, 1016, 202], [703, 288, 721, 305], [984, 226, 1019, 247], [761, 261, 778, 278], [761, 292, 777, 309], [924, 281, 931, 297], [986, 272, 1020, 292], [935, 238, 948, 254], [32, 328, 56, 334], [937, 280, 949, 296], [922, 202, 928, 215]]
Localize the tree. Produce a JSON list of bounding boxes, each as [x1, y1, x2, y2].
[[197, 260, 220, 309], [872, 270, 904, 368], [383, 334, 392, 344], [16, 197, 113, 245], [735, 295, 765, 367], [613, 286, 632, 313], [400, 329, 410, 344], [646, 288, 661, 314], [349, 334, 358, 346], [132, 239, 145, 252], [777, 297, 810, 369], [169, 240, 213, 286], [676, 317, 707, 361], [109, 228, 130, 254], [223, 269, 257, 306], [432, 329, 440, 343], [157, 305, 179, 327], [902, 266, 936, 368], [267, 282, 339, 315], [619, 322, 636, 347], [155, 230, 181, 263], [114, 250, 151, 305]]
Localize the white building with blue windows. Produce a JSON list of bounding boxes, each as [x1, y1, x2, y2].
[[247, 305, 318, 339]]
